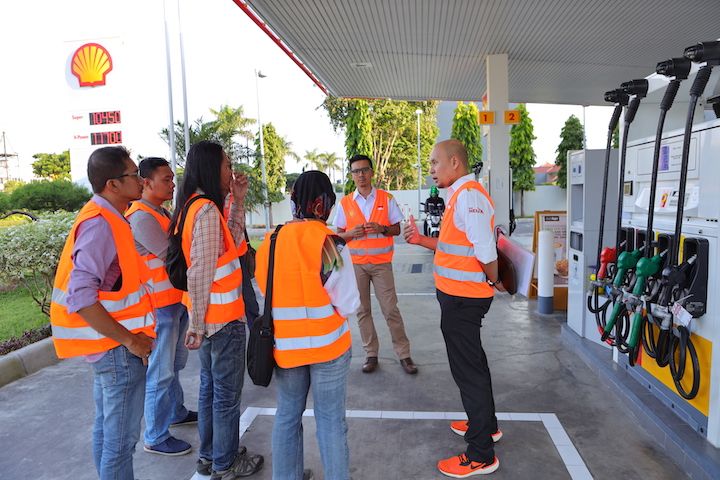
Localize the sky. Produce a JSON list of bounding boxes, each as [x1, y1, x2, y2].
[[0, 0, 613, 181]]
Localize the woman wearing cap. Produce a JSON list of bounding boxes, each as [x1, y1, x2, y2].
[[255, 171, 360, 480]]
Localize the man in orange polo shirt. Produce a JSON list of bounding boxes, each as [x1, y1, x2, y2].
[[335, 154, 417, 375], [404, 139, 504, 477]]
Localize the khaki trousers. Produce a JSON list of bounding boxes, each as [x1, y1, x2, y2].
[[353, 262, 411, 359]]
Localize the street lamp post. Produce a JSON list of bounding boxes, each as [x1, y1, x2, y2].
[[255, 69, 270, 232], [415, 108, 422, 218]]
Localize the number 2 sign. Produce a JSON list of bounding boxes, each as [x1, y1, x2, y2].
[[504, 110, 520, 124]]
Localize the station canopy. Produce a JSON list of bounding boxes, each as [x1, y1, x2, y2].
[[238, 0, 720, 105]]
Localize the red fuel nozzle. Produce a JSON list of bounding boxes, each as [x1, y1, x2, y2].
[[597, 247, 617, 280]]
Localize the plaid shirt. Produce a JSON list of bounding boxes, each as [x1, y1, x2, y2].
[[187, 193, 245, 337]]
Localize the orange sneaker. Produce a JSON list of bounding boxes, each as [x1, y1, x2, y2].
[[437, 453, 500, 477], [449, 421, 503, 442]]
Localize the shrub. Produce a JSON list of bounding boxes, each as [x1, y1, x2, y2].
[[0, 212, 76, 315], [0, 192, 9, 213], [10, 180, 90, 212]]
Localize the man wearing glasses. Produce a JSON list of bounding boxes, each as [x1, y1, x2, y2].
[[50, 146, 156, 480], [335, 154, 417, 375]]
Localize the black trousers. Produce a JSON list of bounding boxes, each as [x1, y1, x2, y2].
[[437, 289, 497, 463]]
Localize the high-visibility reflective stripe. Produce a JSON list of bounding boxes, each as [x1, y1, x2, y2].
[[275, 321, 349, 351], [433, 265, 487, 283], [209, 288, 242, 305], [437, 241, 475, 257], [52, 315, 151, 340], [52, 288, 67, 306], [273, 304, 335, 320], [146, 257, 165, 269], [349, 245, 394, 256], [214, 259, 241, 282], [149, 278, 174, 293], [365, 233, 385, 239], [52, 288, 146, 313], [100, 290, 145, 312]]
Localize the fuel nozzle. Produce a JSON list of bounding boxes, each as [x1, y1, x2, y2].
[[684, 40, 720, 65], [621, 79, 649, 98], [656, 57, 692, 80], [657, 255, 697, 307], [604, 88, 629, 105]]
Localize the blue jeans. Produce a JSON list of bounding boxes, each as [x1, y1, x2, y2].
[[143, 303, 190, 445], [241, 253, 260, 327], [198, 321, 246, 471], [92, 345, 146, 480], [272, 349, 351, 480]]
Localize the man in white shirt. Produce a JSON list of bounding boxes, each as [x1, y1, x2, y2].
[[404, 139, 504, 477], [335, 154, 417, 375]]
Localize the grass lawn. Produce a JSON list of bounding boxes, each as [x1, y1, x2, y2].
[[0, 288, 49, 342]]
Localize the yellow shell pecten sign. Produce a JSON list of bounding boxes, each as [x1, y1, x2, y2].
[[71, 43, 113, 87]]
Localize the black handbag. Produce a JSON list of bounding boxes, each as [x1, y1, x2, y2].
[[165, 195, 211, 291], [247, 224, 283, 387], [243, 228, 256, 279]]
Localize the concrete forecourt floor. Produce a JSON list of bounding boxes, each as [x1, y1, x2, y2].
[[0, 232, 687, 479]]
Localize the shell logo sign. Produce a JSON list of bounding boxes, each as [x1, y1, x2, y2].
[[71, 43, 113, 87]]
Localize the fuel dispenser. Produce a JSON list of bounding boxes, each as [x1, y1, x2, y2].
[[609, 40, 720, 444], [567, 148, 618, 345]]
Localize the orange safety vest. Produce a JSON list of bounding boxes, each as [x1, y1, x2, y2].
[[433, 180, 495, 299], [340, 189, 395, 264], [180, 195, 245, 324], [50, 199, 155, 359], [255, 221, 351, 368], [125, 201, 183, 308]]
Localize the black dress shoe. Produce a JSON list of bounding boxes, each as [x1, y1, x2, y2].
[[362, 356, 378, 373], [400, 357, 418, 374]]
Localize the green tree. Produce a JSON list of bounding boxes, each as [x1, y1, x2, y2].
[[451, 102, 483, 168], [255, 123, 297, 224], [285, 172, 301, 191], [2, 180, 25, 194], [318, 152, 341, 183], [31, 150, 71, 180], [304, 149, 324, 171], [555, 115, 584, 189], [159, 105, 256, 166], [612, 125, 619, 148], [509, 104, 537, 216], [322, 97, 438, 192]]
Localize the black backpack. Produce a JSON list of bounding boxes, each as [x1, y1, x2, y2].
[[166, 195, 211, 291]]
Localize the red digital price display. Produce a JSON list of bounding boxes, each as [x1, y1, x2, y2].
[[91, 131, 123, 145], [89, 111, 121, 125]]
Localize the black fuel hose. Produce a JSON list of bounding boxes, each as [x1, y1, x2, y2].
[[653, 67, 712, 371], [614, 96, 641, 255], [596, 100, 624, 270], [639, 75, 684, 359], [669, 326, 700, 399]]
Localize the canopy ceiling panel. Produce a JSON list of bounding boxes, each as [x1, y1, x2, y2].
[[241, 0, 720, 105]]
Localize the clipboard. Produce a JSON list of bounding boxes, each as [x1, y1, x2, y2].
[[497, 234, 535, 298]]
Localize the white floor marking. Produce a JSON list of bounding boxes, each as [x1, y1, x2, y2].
[[190, 409, 592, 480]]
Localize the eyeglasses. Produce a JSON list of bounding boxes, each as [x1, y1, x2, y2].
[[351, 167, 372, 175], [111, 171, 142, 180]]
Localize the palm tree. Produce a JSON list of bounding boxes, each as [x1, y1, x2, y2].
[[319, 152, 341, 184], [304, 149, 325, 171]]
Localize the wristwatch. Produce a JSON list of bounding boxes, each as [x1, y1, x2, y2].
[[487, 279, 500, 287], [382, 225, 389, 235]]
